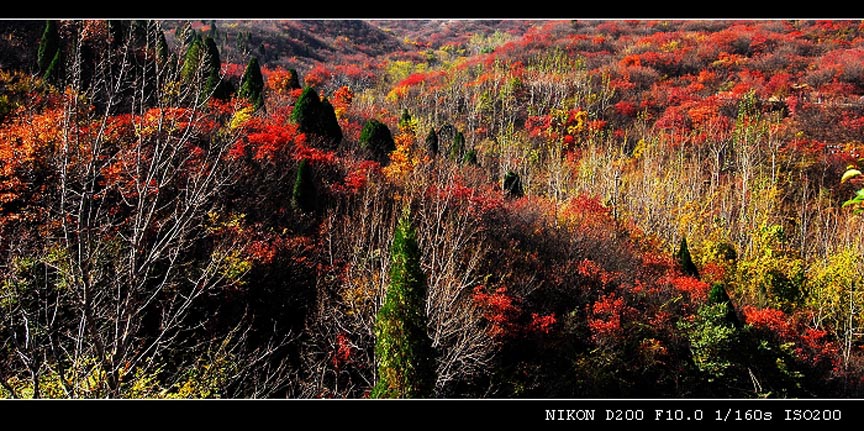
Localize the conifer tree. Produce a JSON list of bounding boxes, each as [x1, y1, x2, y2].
[[180, 32, 203, 85], [503, 171, 523, 198], [425, 128, 439, 157], [238, 57, 265, 110], [448, 130, 465, 161], [37, 20, 61, 83], [285, 68, 302, 90], [359, 119, 395, 162], [708, 283, 740, 327], [202, 37, 227, 99], [292, 86, 323, 133], [677, 237, 700, 278], [318, 97, 343, 145], [292, 86, 342, 148], [371, 207, 435, 398], [291, 159, 315, 212]]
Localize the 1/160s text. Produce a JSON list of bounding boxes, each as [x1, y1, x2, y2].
[[544, 408, 843, 422]]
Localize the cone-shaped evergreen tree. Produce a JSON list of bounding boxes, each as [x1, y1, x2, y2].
[[425, 128, 439, 157], [180, 32, 203, 85], [285, 68, 302, 90], [318, 97, 343, 145], [155, 26, 170, 64], [708, 283, 740, 327], [462, 148, 478, 166], [291, 159, 315, 212], [448, 130, 465, 161], [677, 237, 700, 278], [371, 207, 435, 398], [503, 171, 523, 198], [37, 20, 61, 83], [203, 37, 231, 100], [291, 86, 342, 148], [359, 119, 395, 162], [292, 86, 323, 133], [238, 57, 265, 110]]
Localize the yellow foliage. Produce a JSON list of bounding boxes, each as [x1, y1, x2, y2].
[[383, 132, 417, 184], [228, 105, 254, 130], [806, 247, 864, 330]]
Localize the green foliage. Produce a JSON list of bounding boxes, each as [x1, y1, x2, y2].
[[291, 159, 315, 212], [708, 283, 740, 327], [371, 208, 435, 398], [448, 130, 465, 161], [462, 148, 478, 166], [683, 299, 806, 397], [318, 97, 343, 144], [359, 119, 395, 162], [676, 237, 700, 278], [292, 87, 322, 130], [292, 86, 342, 148], [398, 109, 415, 134], [503, 171, 523, 197], [180, 32, 203, 85], [204, 37, 232, 100], [36, 20, 61, 83], [238, 57, 265, 110], [681, 302, 741, 384]]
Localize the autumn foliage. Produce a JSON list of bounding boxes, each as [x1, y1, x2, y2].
[[1, 19, 864, 400]]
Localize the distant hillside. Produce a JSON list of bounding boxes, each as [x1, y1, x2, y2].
[[163, 20, 408, 71], [368, 19, 540, 49]]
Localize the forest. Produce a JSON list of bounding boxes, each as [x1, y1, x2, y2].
[[0, 19, 862, 399]]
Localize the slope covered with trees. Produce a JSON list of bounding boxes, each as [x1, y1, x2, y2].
[[0, 19, 862, 399]]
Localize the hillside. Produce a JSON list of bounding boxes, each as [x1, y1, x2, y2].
[[0, 19, 862, 400]]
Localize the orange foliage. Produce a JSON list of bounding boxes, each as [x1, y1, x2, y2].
[[330, 85, 353, 120]]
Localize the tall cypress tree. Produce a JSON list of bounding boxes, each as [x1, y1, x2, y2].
[[203, 37, 231, 100], [318, 97, 343, 145], [180, 32, 203, 85], [677, 237, 700, 278], [292, 86, 323, 133], [238, 57, 265, 110], [291, 86, 342, 148], [503, 171, 523, 198], [425, 128, 439, 157], [359, 119, 395, 162], [448, 130, 465, 161], [285, 68, 301, 90], [291, 159, 315, 212], [37, 20, 61, 83], [371, 207, 435, 398]]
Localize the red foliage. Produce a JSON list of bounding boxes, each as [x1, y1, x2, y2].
[[331, 332, 355, 369], [292, 137, 336, 165], [473, 285, 522, 340], [614, 100, 638, 118], [332, 160, 380, 195], [743, 306, 793, 339], [588, 293, 631, 344], [529, 313, 557, 335], [304, 63, 333, 89], [473, 285, 556, 340], [663, 275, 710, 304]]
